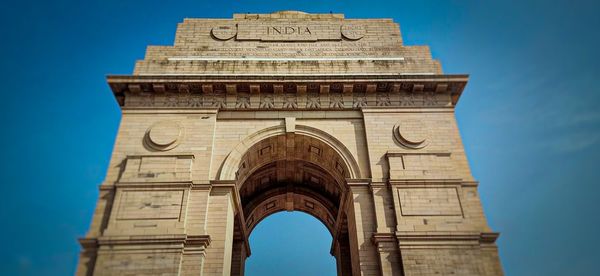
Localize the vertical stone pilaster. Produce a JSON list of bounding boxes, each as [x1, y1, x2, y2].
[[333, 232, 353, 276], [371, 183, 397, 234], [77, 187, 113, 276], [203, 182, 236, 275], [75, 238, 97, 276], [371, 183, 403, 275], [230, 238, 248, 276], [85, 188, 114, 238], [346, 180, 380, 276], [184, 185, 211, 236], [398, 232, 503, 276], [180, 185, 211, 275], [372, 234, 403, 276], [180, 235, 211, 276]]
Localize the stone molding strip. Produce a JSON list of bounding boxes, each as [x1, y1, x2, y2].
[[396, 231, 500, 247], [79, 234, 211, 250], [168, 56, 407, 61]]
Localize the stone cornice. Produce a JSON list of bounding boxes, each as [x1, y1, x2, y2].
[[345, 178, 372, 186], [388, 179, 477, 188], [107, 74, 468, 82], [89, 234, 211, 250], [396, 231, 500, 247], [372, 232, 397, 244], [78, 238, 98, 250], [106, 74, 468, 108], [386, 150, 451, 157], [184, 235, 212, 247], [97, 234, 189, 246]]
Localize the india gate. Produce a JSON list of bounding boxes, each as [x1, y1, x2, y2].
[[77, 11, 503, 275]]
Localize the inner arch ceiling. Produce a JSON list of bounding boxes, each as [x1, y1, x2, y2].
[[233, 133, 353, 234]]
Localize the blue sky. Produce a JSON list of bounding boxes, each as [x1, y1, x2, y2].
[[1, 0, 599, 275]]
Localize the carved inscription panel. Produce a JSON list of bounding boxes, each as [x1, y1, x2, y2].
[[119, 155, 193, 183], [398, 187, 463, 216], [232, 22, 363, 41], [388, 153, 456, 180], [238, 23, 335, 41], [94, 252, 182, 275], [117, 190, 184, 220]]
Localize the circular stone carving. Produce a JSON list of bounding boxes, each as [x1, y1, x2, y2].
[[393, 120, 429, 149], [211, 24, 238, 40], [145, 121, 184, 151], [341, 24, 366, 40]]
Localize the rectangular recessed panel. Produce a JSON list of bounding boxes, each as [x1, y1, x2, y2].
[[117, 190, 184, 220], [265, 200, 276, 210], [95, 252, 181, 275], [335, 162, 345, 175], [120, 155, 193, 183], [309, 145, 322, 156], [398, 188, 462, 216], [237, 22, 342, 41], [259, 145, 272, 156], [139, 157, 177, 173]]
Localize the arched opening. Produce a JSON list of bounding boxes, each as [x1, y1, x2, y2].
[[226, 131, 358, 276], [245, 211, 336, 276]]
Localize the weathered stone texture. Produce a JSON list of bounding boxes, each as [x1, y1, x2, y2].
[[78, 11, 502, 276]]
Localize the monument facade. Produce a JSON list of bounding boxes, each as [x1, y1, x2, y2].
[[77, 11, 503, 275]]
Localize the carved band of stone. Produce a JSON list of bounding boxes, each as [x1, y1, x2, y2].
[[124, 92, 451, 109], [116, 81, 460, 109], [393, 120, 429, 149], [144, 121, 184, 151]]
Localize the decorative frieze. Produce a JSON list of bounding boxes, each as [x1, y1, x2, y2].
[[115, 79, 462, 109], [123, 91, 453, 109]]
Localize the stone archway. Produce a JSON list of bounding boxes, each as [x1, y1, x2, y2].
[[218, 123, 362, 181], [78, 11, 503, 276], [224, 129, 359, 276]]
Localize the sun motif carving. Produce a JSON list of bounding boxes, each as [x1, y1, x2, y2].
[[145, 121, 184, 151], [393, 120, 429, 149], [235, 93, 251, 108], [306, 92, 321, 108], [329, 93, 344, 108], [260, 94, 275, 109], [283, 93, 298, 108], [211, 24, 237, 40]]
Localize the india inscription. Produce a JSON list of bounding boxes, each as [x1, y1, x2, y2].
[[78, 11, 503, 276], [266, 25, 312, 35], [236, 22, 347, 41]]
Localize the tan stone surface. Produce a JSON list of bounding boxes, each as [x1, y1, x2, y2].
[[78, 11, 502, 276]]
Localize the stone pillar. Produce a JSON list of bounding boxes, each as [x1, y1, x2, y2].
[[333, 232, 353, 276], [181, 235, 211, 276], [76, 187, 113, 276], [346, 180, 380, 276], [230, 237, 248, 276], [202, 182, 236, 275], [398, 232, 503, 276], [371, 183, 403, 275], [76, 238, 97, 276], [181, 185, 211, 275], [372, 234, 403, 276]]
